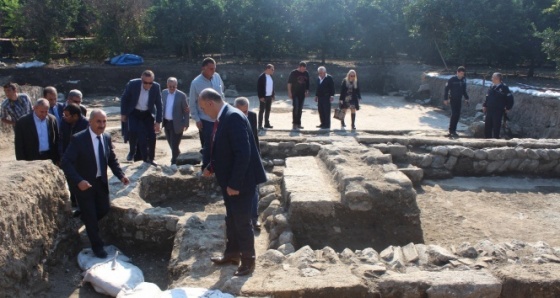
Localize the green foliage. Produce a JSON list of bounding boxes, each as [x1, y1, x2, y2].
[[0, 0, 20, 36]]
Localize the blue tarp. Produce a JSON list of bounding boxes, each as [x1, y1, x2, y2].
[[109, 54, 144, 66]]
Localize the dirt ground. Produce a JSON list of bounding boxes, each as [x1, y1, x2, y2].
[[1, 93, 558, 296]]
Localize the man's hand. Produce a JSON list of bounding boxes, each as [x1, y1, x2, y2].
[[259, 97, 265, 103], [120, 115, 127, 122], [483, 107, 487, 113], [443, 99, 449, 106], [330, 96, 334, 102], [184, 107, 190, 114], [78, 180, 92, 191], [154, 122, 161, 133], [305, 90, 309, 97], [227, 187, 239, 196], [121, 177, 130, 185], [288, 92, 292, 99], [314, 96, 318, 103], [202, 168, 213, 177], [196, 121, 203, 130]]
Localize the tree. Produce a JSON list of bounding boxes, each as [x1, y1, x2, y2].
[[536, 0, 560, 71], [16, 0, 80, 61]]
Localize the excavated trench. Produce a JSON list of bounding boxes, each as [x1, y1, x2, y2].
[[96, 135, 560, 297]]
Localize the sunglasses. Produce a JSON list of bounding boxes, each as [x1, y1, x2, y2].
[[142, 81, 153, 85]]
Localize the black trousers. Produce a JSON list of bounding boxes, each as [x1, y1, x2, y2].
[[317, 96, 331, 128], [449, 98, 462, 133], [76, 177, 110, 251], [163, 119, 183, 164], [128, 109, 156, 161], [258, 96, 273, 128], [222, 187, 255, 260], [485, 108, 505, 139], [292, 93, 305, 125]]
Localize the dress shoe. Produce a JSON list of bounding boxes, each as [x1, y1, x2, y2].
[[144, 160, 158, 167], [252, 220, 261, 230], [72, 209, 81, 218], [93, 247, 108, 258], [234, 259, 255, 276], [264, 124, 273, 129], [258, 126, 264, 130], [298, 125, 304, 129], [316, 125, 322, 128], [211, 255, 240, 265], [126, 153, 133, 162]]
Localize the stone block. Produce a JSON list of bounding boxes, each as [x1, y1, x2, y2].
[[415, 244, 429, 266], [388, 145, 408, 158], [526, 149, 540, 160], [287, 245, 316, 269], [473, 160, 489, 173], [495, 264, 560, 298], [474, 149, 488, 160], [457, 242, 478, 258], [176, 151, 202, 165], [537, 149, 550, 160], [402, 242, 419, 263], [259, 185, 276, 197], [357, 248, 379, 264], [278, 243, 295, 255], [258, 193, 277, 213], [428, 245, 457, 265], [538, 160, 558, 172], [460, 147, 475, 158], [486, 160, 504, 174], [444, 156, 458, 170], [294, 143, 310, 152], [378, 271, 502, 298], [432, 155, 446, 168], [486, 148, 506, 160], [420, 155, 433, 168], [398, 167, 424, 186], [384, 171, 413, 188], [432, 146, 449, 156], [380, 246, 395, 262], [258, 249, 286, 266], [515, 147, 527, 158]]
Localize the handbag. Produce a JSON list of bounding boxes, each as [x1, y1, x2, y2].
[[333, 108, 346, 121]]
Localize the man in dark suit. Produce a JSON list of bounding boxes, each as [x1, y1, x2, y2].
[[44, 86, 64, 125], [59, 103, 89, 211], [314, 66, 335, 129], [162, 77, 190, 165], [256, 64, 275, 129], [61, 109, 130, 258], [234, 97, 261, 230], [66, 89, 87, 117], [200, 89, 267, 276], [15, 98, 60, 164], [120, 70, 163, 165]]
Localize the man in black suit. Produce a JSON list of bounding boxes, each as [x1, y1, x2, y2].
[[15, 98, 59, 164], [234, 97, 262, 230], [59, 103, 89, 211], [314, 66, 335, 129], [61, 109, 130, 258], [120, 70, 163, 165], [256, 64, 275, 129], [200, 89, 267, 276], [44, 86, 64, 125]]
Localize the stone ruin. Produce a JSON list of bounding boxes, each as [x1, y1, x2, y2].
[[2, 134, 560, 297]]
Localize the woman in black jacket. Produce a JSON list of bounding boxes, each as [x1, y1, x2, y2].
[[339, 69, 361, 129]]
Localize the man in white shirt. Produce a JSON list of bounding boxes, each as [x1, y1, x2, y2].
[[162, 77, 189, 165], [256, 64, 275, 129]]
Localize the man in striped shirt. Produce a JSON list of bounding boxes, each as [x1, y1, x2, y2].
[[1, 82, 33, 127]]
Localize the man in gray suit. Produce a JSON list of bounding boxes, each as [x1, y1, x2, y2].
[[162, 77, 190, 165]]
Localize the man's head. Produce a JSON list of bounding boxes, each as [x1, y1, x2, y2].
[[233, 97, 250, 116], [3, 82, 18, 101], [298, 61, 307, 73], [198, 88, 224, 120], [141, 70, 155, 90], [167, 77, 178, 93], [62, 103, 82, 125], [33, 98, 50, 120], [43, 86, 58, 108], [89, 109, 107, 135], [201, 57, 217, 79], [491, 72, 503, 85], [457, 66, 466, 79], [318, 66, 327, 79], [265, 64, 275, 75], [67, 89, 83, 105]]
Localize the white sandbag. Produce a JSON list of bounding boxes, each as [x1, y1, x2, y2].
[[83, 256, 144, 297], [116, 282, 162, 297], [78, 245, 130, 271], [15, 60, 46, 68], [160, 288, 235, 298]]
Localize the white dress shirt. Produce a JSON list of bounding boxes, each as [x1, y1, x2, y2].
[[135, 85, 150, 111], [265, 74, 273, 96], [165, 92, 176, 120]]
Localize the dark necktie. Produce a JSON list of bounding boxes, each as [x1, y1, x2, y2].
[[97, 135, 106, 180]]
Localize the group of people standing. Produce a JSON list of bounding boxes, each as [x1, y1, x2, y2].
[[444, 66, 515, 139]]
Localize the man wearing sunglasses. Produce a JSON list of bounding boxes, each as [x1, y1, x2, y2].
[[120, 70, 163, 166]]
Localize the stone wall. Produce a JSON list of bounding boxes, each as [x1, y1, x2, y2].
[[425, 76, 560, 138], [0, 161, 70, 297]]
